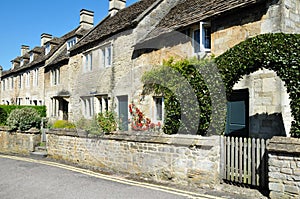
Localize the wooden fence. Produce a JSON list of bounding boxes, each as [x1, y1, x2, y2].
[[220, 136, 268, 189]]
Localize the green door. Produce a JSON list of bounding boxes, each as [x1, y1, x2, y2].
[[226, 89, 249, 137], [118, 96, 128, 131]]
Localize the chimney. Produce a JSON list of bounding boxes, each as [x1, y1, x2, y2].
[[80, 9, 94, 29], [21, 45, 30, 56], [109, 0, 126, 16], [41, 33, 52, 46]]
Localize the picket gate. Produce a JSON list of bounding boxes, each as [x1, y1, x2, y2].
[[220, 136, 268, 189]]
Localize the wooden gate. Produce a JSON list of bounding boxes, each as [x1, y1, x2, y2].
[[220, 136, 269, 189]]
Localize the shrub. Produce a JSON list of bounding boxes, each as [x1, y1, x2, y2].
[[98, 111, 117, 133], [0, 105, 46, 125], [52, 120, 76, 129], [7, 107, 41, 131], [76, 116, 101, 135]]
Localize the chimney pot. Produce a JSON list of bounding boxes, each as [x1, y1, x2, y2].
[[21, 45, 30, 56], [109, 0, 126, 16], [41, 33, 52, 46], [80, 9, 94, 29]]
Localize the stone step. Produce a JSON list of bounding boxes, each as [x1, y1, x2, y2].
[[30, 151, 48, 158], [35, 146, 47, 152]]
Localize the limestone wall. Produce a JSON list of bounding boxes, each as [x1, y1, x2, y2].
[[233, 68, 293, 138], [46, 130, 221, 189], [0, 128, 41, 155], [268, 136, 300, 199]]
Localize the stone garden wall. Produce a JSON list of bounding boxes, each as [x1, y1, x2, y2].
[[0, 127, 41, 155], [46, 130, 221, 189], [268, 136, 300, 199]]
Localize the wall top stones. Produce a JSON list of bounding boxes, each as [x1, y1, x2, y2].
[[47, 129, 219, 148], [267, 136, 300, 154]]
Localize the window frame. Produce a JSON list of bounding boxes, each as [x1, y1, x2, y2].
[[153, 97, 164, 122], [51, 68, 60, 86], [45, 43, 51, 55], [67, 37, 77, 51], [83, 52, 93, 72], [192, 22, 211, 54]]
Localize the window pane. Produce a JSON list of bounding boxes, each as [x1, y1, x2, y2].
[[193, 30, 200, 53], [202, 26, 211, 49], [155, 98, 163, 120]]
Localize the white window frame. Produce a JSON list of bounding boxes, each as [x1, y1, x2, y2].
[[33, 68, 39, 87], [82, 97, 94, 118], [200, 22, 211, 52], [2, 79, 5, 91], [153, 97, 164, 123], [30, 52, 34, 63], [20, 59, 24, 66], [83, 52, 92, 72], [25, 72, 30, 88], [101, 45, 112, 68], [51, 68, 60, 86], [67, 37, 77, 51], [18, 74, 23, 89], [45, 43, 51, 55]]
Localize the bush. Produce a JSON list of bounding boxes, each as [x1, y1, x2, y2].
[[0, 105, 46, 125], [52, 120, 76, 129], [98, 111, 117, 133], [76, 116, 101, 135], [7, 107, 41, 131]]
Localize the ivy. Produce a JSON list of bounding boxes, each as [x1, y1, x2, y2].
[[142, 33, 300, 137], [216, 33, 300, 137]]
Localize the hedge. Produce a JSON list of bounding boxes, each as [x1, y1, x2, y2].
[[0, 105, 46, 125]]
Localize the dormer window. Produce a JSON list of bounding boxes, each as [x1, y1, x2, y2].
[[45, 43, 51, 55], [20, 59, 24, 66], [67, 37, 77, 51], [30, 52, 34, 63], [193, 22, 211, 53]]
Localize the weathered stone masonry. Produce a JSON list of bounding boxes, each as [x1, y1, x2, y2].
[[46, 130, 221, 188], [268, 136, 300, 199]]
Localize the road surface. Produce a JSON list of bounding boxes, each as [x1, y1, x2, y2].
[[0, 155, 222, 199]]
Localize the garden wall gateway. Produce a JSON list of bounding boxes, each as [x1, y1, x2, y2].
[[46, 129, 221, 188]]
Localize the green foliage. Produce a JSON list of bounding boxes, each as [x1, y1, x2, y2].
[[142, 58, 213, 135], [97, 111, 117, 133], [216, 33, 300, 137], [0, 105, 46, 125], [52, 120, 76, 129], [7, 107, 41, 131], [142, 33, 300, 137], [76, 116, 102, 135]]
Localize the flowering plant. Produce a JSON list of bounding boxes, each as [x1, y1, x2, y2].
[[129, 103, 162, 132]]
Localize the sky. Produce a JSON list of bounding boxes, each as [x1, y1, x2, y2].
[[0, 0, 138, 71]]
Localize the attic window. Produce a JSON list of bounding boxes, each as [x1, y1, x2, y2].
[[30, 52, 34, 63], [45, 43, 51, 55], [67, 37, 77, 50], [193, 22, 211, 53], [20, 59, 24, 66]]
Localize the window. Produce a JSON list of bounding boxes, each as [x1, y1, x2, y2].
[[25, 72, 30, 88], [101, 45, 112, 67], [82, 97, 94, 118], [154, 97, 164, 122], [83, 53, 92, 72], [33, 68, 38, 87], [45, 43, 51, 55], [10, 77, 14, 90], [51, 68, 60, 86], [2, 79, 5, 91], [67, 37, 77, 50], [193, 22, 211, 53], [96, 96, 109, 114], [30, 52, 34, 63], [18, 74, 23, 89], [20, 59, 24, 66]]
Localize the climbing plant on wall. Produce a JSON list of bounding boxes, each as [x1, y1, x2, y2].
[[142, 33, 300, 137], [216, 33, 300, 137]]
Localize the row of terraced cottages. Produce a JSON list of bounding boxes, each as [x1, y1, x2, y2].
[[0, 0, 299, 138]]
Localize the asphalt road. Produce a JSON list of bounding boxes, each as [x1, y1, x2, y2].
[[0, 155, 221, 199]]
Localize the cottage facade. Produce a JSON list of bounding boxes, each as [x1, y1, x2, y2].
[[0, 0, 299, 137]]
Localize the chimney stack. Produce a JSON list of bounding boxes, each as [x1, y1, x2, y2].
[[41, 33, 52, 46], [21, 45, 30, 56], [109, 0, 126, 16], [80, 9, 94, 29]]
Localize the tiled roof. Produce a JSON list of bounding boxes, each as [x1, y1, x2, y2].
[[71, 0, 160, 53], [139, 0, 265, 43], [2, 26, 89, 77]]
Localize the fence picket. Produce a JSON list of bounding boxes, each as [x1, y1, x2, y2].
[[248, 138, 251, 184], [256, 138, 261, 186], [243, 137, 247, 184], [230, 137, 235, 181], [239, 137, 243, 183], [235, 137, 239, 181]]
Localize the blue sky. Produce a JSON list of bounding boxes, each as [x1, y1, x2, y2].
[[0, 0, 138, 70]]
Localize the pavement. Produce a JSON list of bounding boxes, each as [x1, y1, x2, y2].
[[0, 154, 267, 199]]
